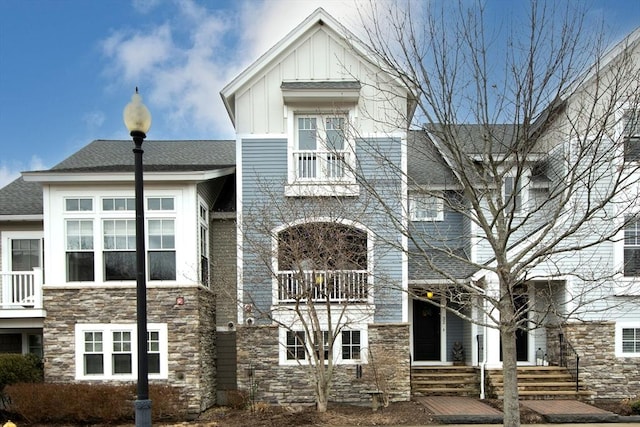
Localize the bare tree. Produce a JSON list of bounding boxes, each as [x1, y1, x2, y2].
[[348, 1, 640, 426], [239, 182, 391, 412]]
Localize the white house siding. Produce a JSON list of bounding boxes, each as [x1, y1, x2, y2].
[[234, 25, 408, 136]]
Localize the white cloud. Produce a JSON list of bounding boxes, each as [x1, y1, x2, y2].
[[99, 0, 375, 140], [0, 156, 47, 189], [83, 111, 106, 129]]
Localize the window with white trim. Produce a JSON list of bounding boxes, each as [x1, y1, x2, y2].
[[341, 330, 361, 360], [280, 327, 366, 364], [103, 219, 136, 281], [62, 195, 178, 284], [623, 215, 640, 276], [286, 331, 306, 360], [409, 193, 444, 221], [622, 327, 640, 354], [624, 109, 640, 161], [76, 323, 167, 380], [504, 176, 522, 213], [66, 220, 95, 282], [148, 219, 176, 280], [199, 202, 209, 287]]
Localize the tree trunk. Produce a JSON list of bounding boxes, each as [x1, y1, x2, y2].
[[501, 326, 520, 427]]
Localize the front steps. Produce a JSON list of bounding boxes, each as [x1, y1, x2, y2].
[[412, 365, 480, 397], [411, 365, 593, 400], [486, 366, 593, 400]]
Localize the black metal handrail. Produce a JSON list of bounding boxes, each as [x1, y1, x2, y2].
[[558, 333, 580, 392]]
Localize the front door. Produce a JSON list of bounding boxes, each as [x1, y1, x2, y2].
[[413, 299, 441, 361]]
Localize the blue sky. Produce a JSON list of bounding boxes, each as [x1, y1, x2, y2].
[[0, 0, 639, 188]]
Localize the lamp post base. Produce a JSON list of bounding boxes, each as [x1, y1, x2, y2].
[[134, 398, 152, 427]]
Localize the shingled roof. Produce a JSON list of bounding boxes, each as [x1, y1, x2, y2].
[[50, 139, 235, 173], [0, 177, 43, 216], [0, 139, 235, 218]]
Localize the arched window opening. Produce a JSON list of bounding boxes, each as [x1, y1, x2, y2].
[[277, 222, 368, 303]]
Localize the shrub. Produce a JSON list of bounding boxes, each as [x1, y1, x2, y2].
[[0, 354, 43, 387], [631, 398, 640, 415], [4, 383, 187, 424]]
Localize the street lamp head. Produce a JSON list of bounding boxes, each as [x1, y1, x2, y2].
[[123, 87, 152, 136]]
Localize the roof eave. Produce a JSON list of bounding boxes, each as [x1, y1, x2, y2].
[[22, 167, 236, 184]]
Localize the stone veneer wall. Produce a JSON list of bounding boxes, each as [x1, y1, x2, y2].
[[236, 323, 410, 405], [546, 322, 639, 400], [43, 285, 216, 415]]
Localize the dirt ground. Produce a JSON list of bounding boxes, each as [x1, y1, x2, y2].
[[152, 398, 635, 427]]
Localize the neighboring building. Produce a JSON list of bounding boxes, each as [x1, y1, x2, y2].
[[0, 7, 638, 412], [1, 139, 235, 414]]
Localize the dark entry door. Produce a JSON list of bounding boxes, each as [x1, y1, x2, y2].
[[413, 299, 441, 361], [500, 288, 529, 362]]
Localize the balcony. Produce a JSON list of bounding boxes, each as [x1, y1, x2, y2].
[[0, 268, 44, 313], [278, 270, 369, 303], [293, 150, 353, 182]]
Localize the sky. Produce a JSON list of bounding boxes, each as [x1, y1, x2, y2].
[[0, 0, 639, 189]]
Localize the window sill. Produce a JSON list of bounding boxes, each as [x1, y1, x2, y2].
[[285, 183, 359, 197]]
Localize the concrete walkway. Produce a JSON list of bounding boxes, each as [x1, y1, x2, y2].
[[416, 396, 640, 424]]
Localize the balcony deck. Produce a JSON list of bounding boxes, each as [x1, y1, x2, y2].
[[0, 268, 44, 316]]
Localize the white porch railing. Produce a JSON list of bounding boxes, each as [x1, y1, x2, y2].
[[0, 268, 43, 309], [278, 270, 369, 303], [293, 150, 352, 181]]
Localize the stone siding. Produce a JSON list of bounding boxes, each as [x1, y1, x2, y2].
[[236, 323, 410, 405], [211, 215, 237, 326], [546, 322, 640, 399], [43, 285, 216, 415]]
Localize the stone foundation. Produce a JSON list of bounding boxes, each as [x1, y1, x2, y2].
[[43, 285, 216, 415], [546, 322, 640, 399], [236, 323, 410, 405]]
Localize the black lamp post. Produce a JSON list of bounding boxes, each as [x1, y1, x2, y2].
[[123, 88, 152, 427]]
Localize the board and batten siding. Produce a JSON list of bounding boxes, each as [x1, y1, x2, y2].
[[234, 25, 408, 136]]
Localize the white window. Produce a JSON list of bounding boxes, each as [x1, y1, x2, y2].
[[623, 109, 640, 161], [66, 220, 94, 282], [75, 323, 168, 380], [285, 111, 358, 196], [65, 198, 93, 212], [286, 331, 306, 360], [280, 327, 367, 365], [504, 176, 522, 213], [341, 330, 361, 360], [409, 193, 444, 221], [616, 323, 640, 357], [62, 195, 178, 284], [148, 219, 176, 280], [294, 115, 350, 181], [623, 215, 640, 277], [103, 219, 136, 281], [199, 201, 209, 287]]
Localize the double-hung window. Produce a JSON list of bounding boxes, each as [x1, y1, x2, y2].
[[341, 330, 361, 360], [294, 115, 349, 182], [504, 176, 522, 213], [622, 327, 640, 354], [148, 219, 176, 280], [76, 323, 167, 380], [624, 215, 640, 276], [66, 219, 94, 282], [199, 202, 209, 287], [409, 193, 444, 221], [103, 219, 136, 281], [623, 109, 640, 162], [286, 331, 306, 360]]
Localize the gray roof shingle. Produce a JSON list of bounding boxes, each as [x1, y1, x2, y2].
[[409, 248, 478, 281], [0, 177, 43, 216], [0, 139, 235, 217], [50, 140, 235, 173]]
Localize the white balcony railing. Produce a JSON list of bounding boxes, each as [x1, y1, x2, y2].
[[278, 270, 369, 303], [0, 268, 43, 309], [293, 150, 352, 181]]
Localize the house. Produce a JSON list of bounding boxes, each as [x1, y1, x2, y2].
[[1, 6, 638, 413], [0, 139, 236, 414]]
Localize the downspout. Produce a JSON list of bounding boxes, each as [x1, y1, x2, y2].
[[480, 324, 487, 399]]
